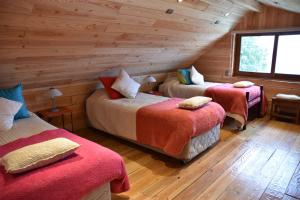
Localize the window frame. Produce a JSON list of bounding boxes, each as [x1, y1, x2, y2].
[[233, 30, 300, 81]]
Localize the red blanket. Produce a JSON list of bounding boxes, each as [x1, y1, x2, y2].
[[136, 99, 225, 156], [204, 84, 266, 122], [0, 129, 129, 200]]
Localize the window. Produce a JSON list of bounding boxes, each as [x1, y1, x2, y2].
[[234, 31, 300, 80]]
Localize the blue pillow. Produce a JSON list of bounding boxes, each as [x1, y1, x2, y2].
[[177, 69, 192, 85], [0, 84, 30, 120]]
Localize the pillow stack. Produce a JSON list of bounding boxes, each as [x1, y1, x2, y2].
[[99, 77, 124, 99], [0, 84, 29, 131], [0, 84, 29, 120], [177, 66, 204, 85], [99, 69, 141, 99]]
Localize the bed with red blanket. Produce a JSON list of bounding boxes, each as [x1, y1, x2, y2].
[[0, 114, 129, 200], [87, 90, 226, 162], [159, 76, 267, 129]]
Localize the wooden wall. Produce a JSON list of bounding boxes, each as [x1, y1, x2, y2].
[[1, 1, 299, 130], [195, 5, 300, 101], [0, 0, 261, 130], [0, 0, 260, 89]]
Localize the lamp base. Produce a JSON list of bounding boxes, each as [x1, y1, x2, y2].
[[50, 107, 60, 112]]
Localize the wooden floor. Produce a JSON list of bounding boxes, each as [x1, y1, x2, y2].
[[76, 118, 300, 200]]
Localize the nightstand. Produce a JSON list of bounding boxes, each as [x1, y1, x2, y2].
[[38, 106, 74, 131]]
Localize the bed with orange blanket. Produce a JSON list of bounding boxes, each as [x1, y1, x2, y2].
[[87, 90, 225, 162], [0, 113, 129, 200], [159, 76, 266, 129]]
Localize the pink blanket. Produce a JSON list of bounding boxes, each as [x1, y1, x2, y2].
[[204, 84, 266, 122], [0, 129, 129, 200], [136, 99, 225, 156]]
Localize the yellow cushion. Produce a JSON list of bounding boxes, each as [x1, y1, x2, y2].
[[233, 81, 255, 88], [0, 138, 80, 174], [178, 96, 212, 110]]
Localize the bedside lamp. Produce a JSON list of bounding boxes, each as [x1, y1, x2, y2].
[[144, 75, 156, 84], [143, 75, 157, 93], [49, 88, 62, 112]]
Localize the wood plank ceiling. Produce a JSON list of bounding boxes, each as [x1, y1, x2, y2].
[[258, 0, 300, 13], [0, 0, 299, 89], [0, 0, 260, 89]]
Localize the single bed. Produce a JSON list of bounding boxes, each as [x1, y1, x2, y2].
[[0, 113, 129, 200], [86, 90, 225, 162], [159, 76, 265, 129]]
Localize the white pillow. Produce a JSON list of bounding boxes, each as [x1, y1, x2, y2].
[[190, 66, 204, 85], [233, 81, 255, 88], [178, 96, 212, 110], [0, 98, 23, 131], [112, 69, 141, 98]]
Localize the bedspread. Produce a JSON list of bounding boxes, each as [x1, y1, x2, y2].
[[0, 129, 129, 200], [204, 84, 266, 122], [136, 99, 225, 156]]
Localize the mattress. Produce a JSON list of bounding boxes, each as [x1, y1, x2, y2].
[[159, 77, 245, 127], [86, 90, 221, 161], [0, 113, 111, 200], [0, 113, 56, 145], [135, 124, 220, 161], [87, 90, 169, 141]]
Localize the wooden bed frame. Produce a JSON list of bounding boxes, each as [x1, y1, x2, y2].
[[243, 85, 264, 130]]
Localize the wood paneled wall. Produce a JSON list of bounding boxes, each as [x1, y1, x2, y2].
[[0, 1, 298, 130], [0, 0, 259, 89], [0, 0, 261, 130], [195, 5, 300, 101]]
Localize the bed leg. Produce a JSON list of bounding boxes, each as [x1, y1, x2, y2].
[[181, 160, 189, 165], [242, 124, 247, 131], [246, 92, 250, 102], [257, 85, 264, 118]]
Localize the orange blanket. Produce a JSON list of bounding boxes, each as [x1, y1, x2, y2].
[[204, 84, 267, 122], [136, 98, 225, 156]]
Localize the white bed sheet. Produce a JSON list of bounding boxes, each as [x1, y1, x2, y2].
[[0, 113, 56, 145], [159, 77, 220, 98], [86, 90, 168, 141]]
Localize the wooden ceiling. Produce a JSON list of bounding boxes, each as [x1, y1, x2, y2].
[[0, 0, 297, 89], [258, 0, 300, 13]]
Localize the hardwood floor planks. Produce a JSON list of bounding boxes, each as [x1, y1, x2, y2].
[[285, 162, 300, 199], [173, 141, 256, 200], [76, 119, 300, 200], [260, 152, 300, 200], [217, 149, 287, 200]]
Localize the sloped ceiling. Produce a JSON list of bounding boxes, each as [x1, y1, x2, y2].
[[0, 0, 297, 89], [257, 0, 300, 13]]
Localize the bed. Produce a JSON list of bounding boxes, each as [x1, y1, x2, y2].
[[159, 76, 265, 130], [86, 90, 225, 162], [0, 113, 129, 200]]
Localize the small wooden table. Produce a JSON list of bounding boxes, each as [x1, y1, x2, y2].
[[270, 97, 300, 124], [38, 107, 74, 131]]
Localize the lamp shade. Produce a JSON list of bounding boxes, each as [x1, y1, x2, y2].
[[49, 88, 63, 98], [143, 75, 157, 84]]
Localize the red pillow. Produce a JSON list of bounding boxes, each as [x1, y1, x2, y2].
[[99, 77, 124, 99]]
